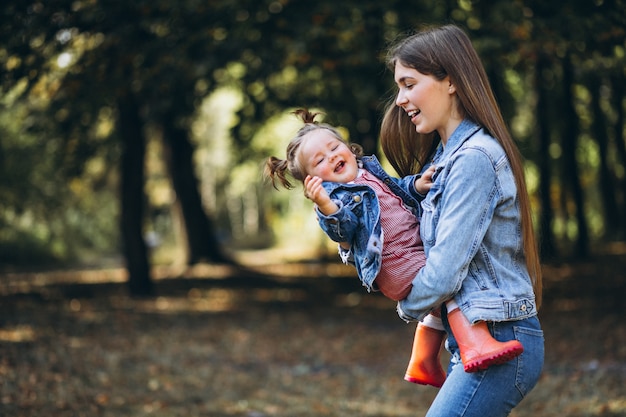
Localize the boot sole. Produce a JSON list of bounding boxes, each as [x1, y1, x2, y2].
[[404, 374, 445, 388], [463, 344, 524, 373]]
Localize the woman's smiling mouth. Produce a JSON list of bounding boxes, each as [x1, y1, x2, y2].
[[408, 109, 421, 122]]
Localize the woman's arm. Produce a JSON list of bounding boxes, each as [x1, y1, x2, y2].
[[398, 148, 498, 321]]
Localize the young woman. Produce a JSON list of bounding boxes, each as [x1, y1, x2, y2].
[[266, 109, 524, 389], [380, 24, 544, 416]]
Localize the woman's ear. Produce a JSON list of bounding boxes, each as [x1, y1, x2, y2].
[[444, 76, 456, 94]]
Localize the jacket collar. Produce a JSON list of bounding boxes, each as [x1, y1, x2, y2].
[[433, 119, 481, 164]]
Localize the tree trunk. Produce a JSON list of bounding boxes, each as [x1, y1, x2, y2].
[[562, 51, 589, 258], [118, 94, 154, 296], [535, 52, 557, 260], [161, 115, 232, 265], [610, 74, 626, 239], [589, 76, 619, 239]]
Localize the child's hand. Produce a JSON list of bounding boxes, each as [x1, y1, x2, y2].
[[304, 175, 329, 204], [304, 175, 338, 215], [415, 165, 437, 194]]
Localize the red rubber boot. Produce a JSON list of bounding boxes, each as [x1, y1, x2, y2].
[[447, 308, 524, 373], [404, 323, 447, 387]]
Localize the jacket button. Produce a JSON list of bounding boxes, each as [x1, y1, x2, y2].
[[520, 304, 527, 311], [353, 195, 361, 203]]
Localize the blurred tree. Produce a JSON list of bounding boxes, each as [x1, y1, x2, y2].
[[561, 49, 590, 258], [492, 0, 626, 258], [1, 0, 625, 294], [588, 75, 620, 240], [117, 90, 153, 295], [232, 1, 454, 156], [534, 51, 557, 260], [610, 72, 626, 238], [1, 0, 251, 293]]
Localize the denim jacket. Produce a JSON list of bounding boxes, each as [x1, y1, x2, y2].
[[315, 155, 422, 292], [397, 119, 538, 324]]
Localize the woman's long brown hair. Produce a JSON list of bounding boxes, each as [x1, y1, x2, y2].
[[381, 25, 542, 307]]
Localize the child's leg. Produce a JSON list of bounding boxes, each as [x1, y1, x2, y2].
[[404, 311, 446, 387], [446, 300, 524, 373]]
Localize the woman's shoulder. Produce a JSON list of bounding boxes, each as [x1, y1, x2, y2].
[[462, 128, 505, 158]]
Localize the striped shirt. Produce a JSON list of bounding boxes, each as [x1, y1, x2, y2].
[[353, 169, 426, 301]]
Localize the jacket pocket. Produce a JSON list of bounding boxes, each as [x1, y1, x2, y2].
[[420, 185, 442, 246]]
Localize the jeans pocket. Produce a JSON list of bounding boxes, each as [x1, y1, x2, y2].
[[513, 326, 545, 397]]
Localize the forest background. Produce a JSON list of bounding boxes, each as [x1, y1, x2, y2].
[[1, 1, 626, 416], [1, 0, 626, 290]]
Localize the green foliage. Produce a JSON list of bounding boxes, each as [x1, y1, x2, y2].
[[0, 0, 625, 266], [0, 102, 119, 268]]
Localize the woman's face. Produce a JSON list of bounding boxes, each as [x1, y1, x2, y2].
[[298, 130, 359, 183], [394, 61, 460, 142]]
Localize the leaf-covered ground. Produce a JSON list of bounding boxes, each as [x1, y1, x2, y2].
[[1, 253, 625, 417]]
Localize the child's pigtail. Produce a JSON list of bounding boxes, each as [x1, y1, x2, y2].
[[265, 156, 295, 190], [350, 143, 364, 158], [293, 108, 320, 124]]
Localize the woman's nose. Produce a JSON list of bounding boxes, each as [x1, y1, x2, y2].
[[395, 90, 407, 106]]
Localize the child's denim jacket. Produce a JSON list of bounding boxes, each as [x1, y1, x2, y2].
[[397, 119, 539, 324], [315, 155, 422, 293]]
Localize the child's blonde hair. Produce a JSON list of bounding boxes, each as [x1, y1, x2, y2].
[[265, 108, 363, 190]]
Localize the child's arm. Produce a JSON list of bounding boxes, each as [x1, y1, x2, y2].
[[305, 175, 351, 250], [304, 175, 339, 215]]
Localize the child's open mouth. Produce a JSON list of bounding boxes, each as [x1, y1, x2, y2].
[[334, 161, 345, 172]]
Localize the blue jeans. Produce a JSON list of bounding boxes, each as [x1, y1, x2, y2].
[[426, 316, 544, 417]]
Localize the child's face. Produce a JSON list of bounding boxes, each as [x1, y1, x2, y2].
[[298, 130, 359, 184]]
